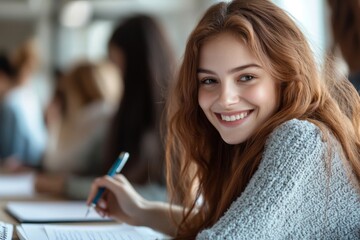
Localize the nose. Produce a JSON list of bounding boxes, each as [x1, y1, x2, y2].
[[218, 81, 240, 107]]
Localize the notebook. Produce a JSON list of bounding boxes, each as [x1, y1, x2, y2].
[[5, 201, 111, 223], [16, 223, 169, 240], [0, 221, 13, 240]]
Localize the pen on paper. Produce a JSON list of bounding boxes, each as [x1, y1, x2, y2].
[[85, 151, 130, 217]]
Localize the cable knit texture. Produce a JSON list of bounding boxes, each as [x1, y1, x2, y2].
[[196, 119, 360, 239]]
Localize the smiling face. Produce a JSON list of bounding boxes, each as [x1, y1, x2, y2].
[[197, 32, 278, 144]]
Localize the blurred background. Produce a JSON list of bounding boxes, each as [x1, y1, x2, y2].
[[0, 0, 329, 105], [1, 0, 349, 201]]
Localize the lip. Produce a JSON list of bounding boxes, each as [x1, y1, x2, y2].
[[215, 110, 253, 127]]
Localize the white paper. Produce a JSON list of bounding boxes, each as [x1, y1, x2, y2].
[[18, 224, 48, 240], [0, 173, 34, 197], [6, 201, 109, 223], [16, 226, 29, 240], [0, 221, 13, 240], [18, 224, 169, 240], [46, 225, 145, 240]]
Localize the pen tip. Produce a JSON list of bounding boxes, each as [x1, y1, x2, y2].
[[85, 207, 90, 218]]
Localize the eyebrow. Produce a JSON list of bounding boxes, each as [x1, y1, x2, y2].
[[197, 63, 262, 74]]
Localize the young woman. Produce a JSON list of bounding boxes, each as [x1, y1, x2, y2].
[[87, 0, 360, 239]]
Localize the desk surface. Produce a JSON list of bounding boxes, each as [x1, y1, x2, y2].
[[0, 201, 16, 225], [0, 195, 65, 239], [0, 196, 117, 240]]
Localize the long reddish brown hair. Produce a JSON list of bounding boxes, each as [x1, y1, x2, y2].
[[165, 0, 360, 239]]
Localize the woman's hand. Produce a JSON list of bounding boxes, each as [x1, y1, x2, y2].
[[88, 174, 184, 236], [86, 174, 147, 226]]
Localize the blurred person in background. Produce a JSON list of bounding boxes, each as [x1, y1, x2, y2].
[[0, 52, 16, 99], [104, 14, 175, 201], [44, 68, 65, 127], [35, 60, 122, 199], [327, 0, 360, 92], [0, 40, 47, 169]]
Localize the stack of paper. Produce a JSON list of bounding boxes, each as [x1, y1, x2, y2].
[[16, 224, 169, 240], [6, 201, 110, 223], [7, 201, 170, 239]]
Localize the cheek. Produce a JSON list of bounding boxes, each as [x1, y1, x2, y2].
[[244, 87, 267, 103], [198, 89, 211, 110], [245, 84, 278, 111]]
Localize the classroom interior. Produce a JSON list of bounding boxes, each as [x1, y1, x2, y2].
[[0, 0, 350, 239], [0, 0, 329, 107]]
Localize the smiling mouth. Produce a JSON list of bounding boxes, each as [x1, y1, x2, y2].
[[218, 110, 252, 122]]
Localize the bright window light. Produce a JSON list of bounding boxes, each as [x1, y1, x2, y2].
[[60, 1, 93, 28]]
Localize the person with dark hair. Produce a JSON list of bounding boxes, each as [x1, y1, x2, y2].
[[0, 41, 47, 168], [327, 0, 360, 92], [0, 52, 17, 97], [88, 0, 360, 239], [104, 14, 175, 201]]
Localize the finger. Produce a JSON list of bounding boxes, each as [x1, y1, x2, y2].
[[102, 175, 129, 194], [113, 174, 129, 183], [86, 176, 109, 205], [108, 174, 139, 198], [97, 198, 107, 210], [94, 197, 109, 217], [86, 179, 100, 205], [95, 206, 107, 218]]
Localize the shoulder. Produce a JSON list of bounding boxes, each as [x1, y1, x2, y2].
[[70, 102, 114, 136], [197, 119, 360, 239], [264, 119, 323, 155], [259, 119, 326, 176], [267, 118, 320, 143]]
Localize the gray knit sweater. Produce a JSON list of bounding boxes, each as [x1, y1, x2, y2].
[[197, 119, 360, 239]]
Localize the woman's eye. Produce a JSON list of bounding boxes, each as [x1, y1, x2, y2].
[[200, 78, 217, 85], [239, 75, 254, 82]]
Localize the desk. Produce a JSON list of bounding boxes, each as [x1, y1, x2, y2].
[[0, 194, 66, 240], [0, 174, 129, 240], [0, 173, 167, 240], [0, 202, 17, 240], [0, 196, 118, 240], [1, 201, 17, 225]]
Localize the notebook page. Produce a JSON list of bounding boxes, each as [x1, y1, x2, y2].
[[18, 224, 48, 240], [44, 224, 168, 240]]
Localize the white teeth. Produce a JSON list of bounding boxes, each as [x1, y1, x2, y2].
[[221, 112, 248, 122]]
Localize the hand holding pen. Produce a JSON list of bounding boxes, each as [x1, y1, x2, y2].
[[85, 151, 130, 217], [86, 152, 173, 234]]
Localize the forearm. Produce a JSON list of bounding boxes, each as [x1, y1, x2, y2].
[[137, 200, 184, 237]]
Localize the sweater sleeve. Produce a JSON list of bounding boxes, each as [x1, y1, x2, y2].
[[196, 119, 326, 240]]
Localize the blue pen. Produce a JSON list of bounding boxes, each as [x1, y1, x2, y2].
[[85, 151, 130, 217]]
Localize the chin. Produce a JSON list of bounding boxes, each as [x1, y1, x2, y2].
[[221, 136, 245, 145]]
